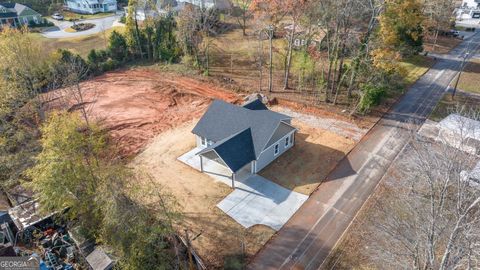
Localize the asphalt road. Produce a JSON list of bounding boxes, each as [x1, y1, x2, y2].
[[42, 14, 122, 39], [248, 32, 480, 270]]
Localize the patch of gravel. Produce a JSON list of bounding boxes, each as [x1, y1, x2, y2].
[[274, 107, 369, 142]]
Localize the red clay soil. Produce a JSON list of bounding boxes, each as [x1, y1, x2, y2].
[[52, 68, 240, 157]]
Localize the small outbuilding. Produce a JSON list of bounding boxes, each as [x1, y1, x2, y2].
[[86, 247, 114, 270]]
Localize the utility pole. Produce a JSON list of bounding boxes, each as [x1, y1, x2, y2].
[[452, 52, 469, 99], [258, 30, 264, 92], [267, 25, 274, 93]]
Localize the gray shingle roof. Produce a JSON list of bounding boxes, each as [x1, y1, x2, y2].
[[197, 128, 256, 172], [192, 99, 295, 172], [243, 99, 268, 111], [0, 3, 39, 17], [192, 99, 291, 158], [0, 3, 15, 9]]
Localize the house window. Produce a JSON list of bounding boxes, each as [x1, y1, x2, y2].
[[201, 137, 207, 146], [274, 144, 279, 156], [290, 133, 294, 145], [23, 17, 28, 24], [285, 136, 290, 147]]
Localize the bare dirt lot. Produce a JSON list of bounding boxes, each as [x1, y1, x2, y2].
[[52, 67, 369, 268], [132, 122, 275, 268], [132, 108, 363, 268], [52, 68, 239, 156]]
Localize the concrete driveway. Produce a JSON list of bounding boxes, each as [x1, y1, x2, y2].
[[42, 14, 123, 38], [178, 148, 308, 231]]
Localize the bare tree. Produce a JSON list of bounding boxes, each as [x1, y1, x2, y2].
[[232, 0, 252, 36], [56, 55, 95, 127], [423, 0, 456, 52], [366, 110, 480, 269], [282, 0, 309, 90], [177, 5, 219, 74]]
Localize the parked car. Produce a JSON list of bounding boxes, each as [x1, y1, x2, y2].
[[449, 30, 460, 37], [51, 13, 64, 20]]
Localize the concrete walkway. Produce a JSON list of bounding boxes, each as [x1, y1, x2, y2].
[[42, 15, 122, 39], [178, 148, 308, 231]]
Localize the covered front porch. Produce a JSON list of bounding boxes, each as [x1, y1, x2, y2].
[[178, 147, 252, 188]]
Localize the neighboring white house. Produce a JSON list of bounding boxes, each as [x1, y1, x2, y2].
[[192, 98, 297, 182], [456, 0, 480, 19], [461, 0, 480, 8], [0, 3, 42, 28], [124, 0, 231, 21], [65, 0, 117, 14], [177, 0, 231, 10]]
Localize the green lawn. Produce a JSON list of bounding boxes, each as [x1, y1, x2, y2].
[[47, 11, 116, 22], [429, 92, 480, 121], [455, 58, 480, 94], [399, 54, 436, 86], [30, 26, 124, 57]]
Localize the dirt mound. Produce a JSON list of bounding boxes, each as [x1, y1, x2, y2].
[[52, 68, 239, 157]]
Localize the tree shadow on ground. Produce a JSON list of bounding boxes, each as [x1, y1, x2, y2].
[[259, 131, 355, 195]]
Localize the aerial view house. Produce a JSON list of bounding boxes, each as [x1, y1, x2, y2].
[[0, 2, 41, 27], [177, 0, 231, 10], [126, 0, 231, 20], [192, 99, 297, 185], [65, 0, 117, 14]]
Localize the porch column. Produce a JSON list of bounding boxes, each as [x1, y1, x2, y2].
[[199, 155, 204, 172], [231, 173, 235, 189]]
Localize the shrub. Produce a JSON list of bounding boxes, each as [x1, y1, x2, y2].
[[108, 31, 128, 62], [28, 19, 54, 28], [100, 59, 119, 72], [358, 83, 387, 113], [87, 49, 102, 75], [71, 23, 95, 31]]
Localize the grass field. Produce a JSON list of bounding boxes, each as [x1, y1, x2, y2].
[[48, 11, 116, 21], [30, 26, 124, 56], [428, 57, 480, 121], [455, 58, 480, 94], [429, 91, 480, 121], [399, 55, 436, 86]]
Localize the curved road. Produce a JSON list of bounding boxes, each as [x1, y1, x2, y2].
[[248, 32, 480, 270], [42, 14, 122, 38]]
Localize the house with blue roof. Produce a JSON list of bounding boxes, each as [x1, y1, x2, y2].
[[192, 98, 297, 186], [65, 0, 117, 14]]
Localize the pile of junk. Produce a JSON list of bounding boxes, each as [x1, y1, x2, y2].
[[0, 188, 114, 270]]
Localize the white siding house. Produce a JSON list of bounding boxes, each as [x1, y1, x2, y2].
[[192, 99, 297, 181], [65, 0, 117, 14], [177, 0, 231, 10], [255, 129, 295, 173]]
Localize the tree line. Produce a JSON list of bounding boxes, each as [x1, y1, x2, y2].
[[198, 0, 455, 113]]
